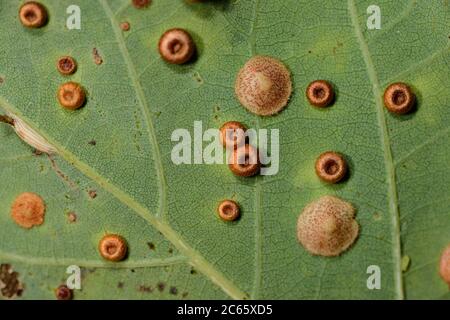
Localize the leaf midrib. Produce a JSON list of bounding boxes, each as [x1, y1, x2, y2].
[[348, 0, 404, 300]]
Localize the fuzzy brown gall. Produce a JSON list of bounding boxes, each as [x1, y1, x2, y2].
[[235, 56, 292, 116], [11, 192, 45, 229]]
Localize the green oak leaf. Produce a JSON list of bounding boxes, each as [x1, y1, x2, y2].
[[0, 0, 449, 299]]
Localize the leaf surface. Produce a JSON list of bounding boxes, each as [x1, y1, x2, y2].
[[0, 0, 449, 299]]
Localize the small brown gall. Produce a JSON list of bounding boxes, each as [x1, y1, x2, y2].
[[219, 121, 246, 149], [158, 28, 196, 65], [235, 56, 292, 116], [57, 56, 77, 76], [19, 1, 48, 28], [217, 200, 240, 222], [120, 21, 130, 31], [55, 285, 73, 300], [439, 244, 450, 286], [383, 82, 415, 114], [132, 0, 151, 9], [99, 234, 128, 262], [228, 144, 261, 177], [57, 82, 86, 110], [297, 196, 359, 257], [306, 80, 335, 108], [11, 192, 45, 229], [315, 151, 348, 184]]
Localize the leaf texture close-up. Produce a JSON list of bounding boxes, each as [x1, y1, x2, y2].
[[0, 0, 449, 300]]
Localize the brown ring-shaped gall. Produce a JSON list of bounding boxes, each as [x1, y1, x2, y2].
[[158, 28, 196, 65], [217, 200, 240, 222], [228, 144, 261, 177], [19, 1, 48, 28], [99, 234, 128, 262], [220, 121, 247, 149], [306, 80, 335, 108], [315, 151, 347, 184], [57, 56, 77, 76], [383, 82, 415, 114], [439, 244, 450, 286], [55, 285, 73, 300], [11, 192, 46, 229], [57, 82, 86, 110], [132, 0, 151, 9]]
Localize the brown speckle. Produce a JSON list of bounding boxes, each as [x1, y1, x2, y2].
[[120, 22, 130, 31], [118, 282, 124, 289], [132, 0, 151, 9], [11, 192, 45, 229], [190, 268, 197, 275], [168, 247, 173, 254], [55, 285, 72, 300], [88, 140, 97, 146], [138, 285, 153, 293], [157, 282, 165, 292], [0, 76, 4, 85], [169, 287, 178, 295], [88, 190, 97, 199], [67, 211, 77, 223], [92, 48, 103, 65], [147, 242, 155, 250], [0, 264, 24, 299], [182, 292, 189, 298]]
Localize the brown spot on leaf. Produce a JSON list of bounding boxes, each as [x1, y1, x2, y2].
[[132, 0, 151, 9], [147, 242, 155, 250], [11, 192, 45, 229], [88, 190, 97, 199], [0, 264, 24, 299], [67, 211, 77, 223], [92, 48, 103, 65], [118, 282, 124, 289], [120, 22, 130, 31], [55, 285, 73, 300], [138, 285, 153, 293], [169, 287, 178, 295], [157, 282, 165, 292], [88, 140, 97, 146]]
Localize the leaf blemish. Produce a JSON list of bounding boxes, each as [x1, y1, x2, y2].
[[92, 48, 103, 65], [159, 28, 196, 65], [157, 282, 165, 292], [0, 264, 24, 299], [11, 192, 46, 229], [132, 0, 151, 9], [19, 1, 48, 29]]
